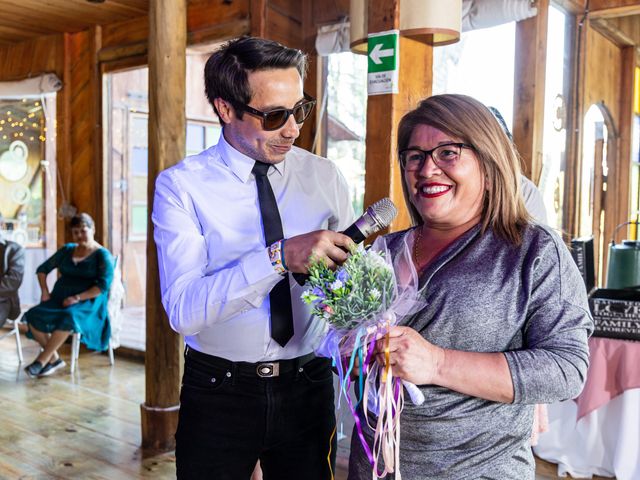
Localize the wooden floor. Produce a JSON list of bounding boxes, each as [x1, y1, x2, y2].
[[0, 330, 613, 480], [0, 333, 175, 479]]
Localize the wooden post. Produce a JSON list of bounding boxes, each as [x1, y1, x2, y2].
[[141, 0, 186, 451], [614, 45, 635, 232], [364, 0, 433, 235], [563, 12, 586, 239], [512, 0, 549, 185]]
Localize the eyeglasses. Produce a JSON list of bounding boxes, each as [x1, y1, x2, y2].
[[399, 142, 473, 171], [232, 94, 316, 131]]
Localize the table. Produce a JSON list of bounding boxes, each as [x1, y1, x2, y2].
[[533, 337, 640, 479]]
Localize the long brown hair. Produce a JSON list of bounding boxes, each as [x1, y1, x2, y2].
[[397, 94, 530, 245]]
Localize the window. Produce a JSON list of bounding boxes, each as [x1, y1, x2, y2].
[[129, 115, 149, 239], [0, 98, 48, 247], [433, 22, 516, 130], [187, 122, 221, 156], [540, 5, 570, 231], [325, 52, 368, 215]]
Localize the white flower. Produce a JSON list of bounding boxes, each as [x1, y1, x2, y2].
[[330, 279, 343, 291], [370, 288, 380, 300]]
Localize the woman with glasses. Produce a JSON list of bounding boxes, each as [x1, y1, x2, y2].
[[348, 94, 592, 479]]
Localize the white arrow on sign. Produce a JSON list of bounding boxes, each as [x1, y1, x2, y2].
[[369, 43, 394, 65]]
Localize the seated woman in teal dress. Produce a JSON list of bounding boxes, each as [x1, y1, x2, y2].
[[23, 213, 114, 378]]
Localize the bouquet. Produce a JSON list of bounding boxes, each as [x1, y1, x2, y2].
[[302, 244, 424, 480]]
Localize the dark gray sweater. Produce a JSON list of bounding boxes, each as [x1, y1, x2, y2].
[[348, 224, 593, 480]]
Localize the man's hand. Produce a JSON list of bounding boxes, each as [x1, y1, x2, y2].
[[283, 230, 355, 273], [41, 292, 51, 302]]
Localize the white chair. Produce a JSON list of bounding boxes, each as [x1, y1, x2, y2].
[[0, 316, 24, 363], [70, 255, 124, 373], [70, 332, 114, 373]]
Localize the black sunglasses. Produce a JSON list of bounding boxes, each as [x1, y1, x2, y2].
[[232, 94, 316, 131]]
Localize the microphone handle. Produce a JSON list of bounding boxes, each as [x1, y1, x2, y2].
[[292, 224, 366, 286], [341, 223, 367, 244]]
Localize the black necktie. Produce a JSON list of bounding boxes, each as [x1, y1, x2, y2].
[[252, 161, 294, 347]]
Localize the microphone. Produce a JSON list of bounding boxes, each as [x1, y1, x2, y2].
[[292, 197, 398, 285], [342, 197, 398, 244]]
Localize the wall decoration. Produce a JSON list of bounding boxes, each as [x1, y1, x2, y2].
[[0, 140, 29, 181], [11, 184, 31, 204]]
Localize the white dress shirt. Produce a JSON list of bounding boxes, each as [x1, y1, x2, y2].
[[152, 133, 355, 362]]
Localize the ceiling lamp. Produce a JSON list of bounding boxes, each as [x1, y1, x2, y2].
[[349, 0, 368, 54], [350, 0, 462, 54]]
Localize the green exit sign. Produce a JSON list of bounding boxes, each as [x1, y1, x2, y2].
[[367, 30, 399, 95]]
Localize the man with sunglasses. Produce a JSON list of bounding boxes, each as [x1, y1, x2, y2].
[[152, 36, 355, 479]]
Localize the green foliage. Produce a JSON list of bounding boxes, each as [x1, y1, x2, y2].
[[301, 248, 395, 329]]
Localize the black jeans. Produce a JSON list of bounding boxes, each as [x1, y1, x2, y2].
[[175, 349, 337, 480]]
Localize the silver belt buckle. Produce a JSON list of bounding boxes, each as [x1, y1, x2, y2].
[[256, 362, 279, 378]]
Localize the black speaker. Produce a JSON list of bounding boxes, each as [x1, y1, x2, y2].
[[570, 237, 595, 293]]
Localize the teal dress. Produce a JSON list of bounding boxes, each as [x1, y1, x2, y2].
[[24, 244, 114, 351]]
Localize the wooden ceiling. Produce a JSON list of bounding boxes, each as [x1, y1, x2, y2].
[[0, 0, 149, 46]]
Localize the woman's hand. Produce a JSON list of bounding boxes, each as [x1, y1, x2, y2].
[[373, 326, 445, 386], [41, 291, 51, 302], [62, 295, 81, 307]]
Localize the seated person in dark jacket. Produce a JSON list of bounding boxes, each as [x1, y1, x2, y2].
[[0, 224, 25, 328], [23, 213, 114, 377]]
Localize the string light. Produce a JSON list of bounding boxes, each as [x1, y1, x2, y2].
[[0, 98, 47, 146]]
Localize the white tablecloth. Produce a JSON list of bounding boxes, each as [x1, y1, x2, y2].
[[533, 388, 640, 479]]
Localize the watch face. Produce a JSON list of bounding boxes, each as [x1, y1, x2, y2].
[[0, 140, 29, 182]]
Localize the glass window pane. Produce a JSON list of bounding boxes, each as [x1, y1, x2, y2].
[[205, 126, 222, 148], [0, 98, 46, 248], [131, 147, 148, 175], [540, 5, 568, 231], [187, 123, 205, 155], [131, 205, 147, 235], [326, 52, 368, 216], [131, 176, 147, 203], [433, 22, 515, 130], [131, 116, 148, 147]]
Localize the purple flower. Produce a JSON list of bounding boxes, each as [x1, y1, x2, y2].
[[336, 269, 349, 283], [312, 286, 326, 298]]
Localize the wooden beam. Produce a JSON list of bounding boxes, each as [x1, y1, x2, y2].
[[554, 0, 587, 15], [563, 13, 584, 239], [297, 0, 318, 152], [613, 45, 635, 232], [589, 0, 640, 19], [250, 0, 267, 37], [57, 33, 73, 248], [363, 0, 432, 235], [142, 0, 186, 452], [98, 42, 147, 63], [513, 0, 549, 185], [590, 17, 635, 46], [187, 18, 250, 45]]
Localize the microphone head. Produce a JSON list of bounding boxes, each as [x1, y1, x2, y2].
[[367, 197, 398, 230]]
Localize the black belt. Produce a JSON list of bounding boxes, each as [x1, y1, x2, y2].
[[184, 346, 318, 378]]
